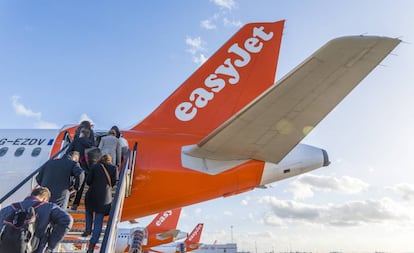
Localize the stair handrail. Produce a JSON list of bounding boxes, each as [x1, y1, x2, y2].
[[0, 131, 72, 205], [100, 142, 138, 253], [126, 140, 137, 197]]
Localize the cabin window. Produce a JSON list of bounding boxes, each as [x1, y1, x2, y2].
[[0, 147, 8, 157], [14, 147, 25, 157], [31, 147, 41, 157]]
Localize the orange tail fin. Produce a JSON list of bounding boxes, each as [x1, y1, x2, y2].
[[146, 208, 181, 233], [185, 223, 203, 244], [132, 20, 285, 136]]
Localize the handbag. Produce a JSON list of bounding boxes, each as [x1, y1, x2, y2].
[[100, 163, 113, 216]]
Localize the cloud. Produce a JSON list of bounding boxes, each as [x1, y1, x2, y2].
[[288, 174, 369, 199], [194, 208, 203, 215], [79, 113, 95, 126], [245, 230, 274, 239], [186, 36, 206, 54], [261, 197, 320, 221], [186, 36, 208, 65], [262, 212, 285, 227], [201, 19, 216, 30], [200, 1, 241, 32], [189, 0, 241, 65], [387, 183, 414, 201], [241, 196, 251, 206], [210, 0, 236, 10], [11, 95, 60, 129], [259, 196, 408, 227], [287, 180, 315, 199], [193, 54, 208, 66], [11, 96, 41, 119], [223, 17, 243, 28], [325, 198, 407, 226], [34, 120, 59, 129]]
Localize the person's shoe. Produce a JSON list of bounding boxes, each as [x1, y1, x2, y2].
[[81, 230, 91, 237], [86, 243, 95, 253], [71, 204, 78, 210]]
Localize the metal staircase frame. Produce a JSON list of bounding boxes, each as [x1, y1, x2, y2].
[[100, 142, 137, 253]]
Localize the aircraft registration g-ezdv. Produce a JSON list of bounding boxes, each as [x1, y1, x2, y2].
[[0, 20, 400, 221]]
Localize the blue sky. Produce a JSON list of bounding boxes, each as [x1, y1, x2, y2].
[[1, 1, 414, 252]]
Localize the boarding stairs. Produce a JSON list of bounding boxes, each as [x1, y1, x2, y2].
[[56, 186, 113, 252], [0, 132, 141, 253]]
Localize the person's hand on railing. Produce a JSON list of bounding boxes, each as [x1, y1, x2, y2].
[[69, 186, 77, 195]]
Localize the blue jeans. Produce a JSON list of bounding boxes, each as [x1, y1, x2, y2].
[[85, 210, 105, 246]]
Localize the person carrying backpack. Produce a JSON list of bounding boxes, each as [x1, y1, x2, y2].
[[0, 187, 73, 253]]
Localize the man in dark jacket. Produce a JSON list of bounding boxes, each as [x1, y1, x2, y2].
[[66, 128, 94, 167], [65, 129, 95, 210], [36, 151, 84, 209], [0, 187, 73, 253]]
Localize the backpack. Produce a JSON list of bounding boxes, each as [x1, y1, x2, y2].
[[0, 201, 43, 253]]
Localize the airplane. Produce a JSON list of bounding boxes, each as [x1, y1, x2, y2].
[[0, 20, 401, 222], [146, 223, 204, 253], [115, 208, 187, 253], [193, 242, 237, 253]]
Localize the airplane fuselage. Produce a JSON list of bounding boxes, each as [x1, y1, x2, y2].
[[121, 129, 327, 219], [0, 127, 327, 220]]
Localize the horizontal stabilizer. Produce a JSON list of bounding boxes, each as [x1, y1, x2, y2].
[[184, 36, 400, 168], [156, 229, 180, 241]]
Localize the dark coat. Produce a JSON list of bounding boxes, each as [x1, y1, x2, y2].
[[66, 136, 93, 160], [0, 196, 73, 252], [35, 156, 85, 208], [66, 136, 94, 170], [85, 161, 118, 214]]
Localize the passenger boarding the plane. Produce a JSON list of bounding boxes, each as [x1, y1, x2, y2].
[[35, 151, 85, 209], [66, 129, 94, 210], [110, 125, 121, 138], [110, 125, 129, 168], [0, 187, 73, 253], [66, 128, 94, 170], [74, 120, 96, 146], [119, 134, 129, 167], [83, 154, 118, 253], [98, 129, 122, 167]]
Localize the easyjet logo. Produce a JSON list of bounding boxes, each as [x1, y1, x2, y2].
[[175, 25, 274, 121], [155, 210, 173, 226], [188, 224, 203, 241]]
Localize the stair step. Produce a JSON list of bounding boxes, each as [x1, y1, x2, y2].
[[73, 218, 86, 223], [61, 238, 102, 244], [58, 242, 102, 253], [67, 209, 86, 214], [67, 228, 106, 233], [72, 218, 108, 223]]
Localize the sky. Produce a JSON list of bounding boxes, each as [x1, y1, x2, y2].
[[1, 0, 414, 252]]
